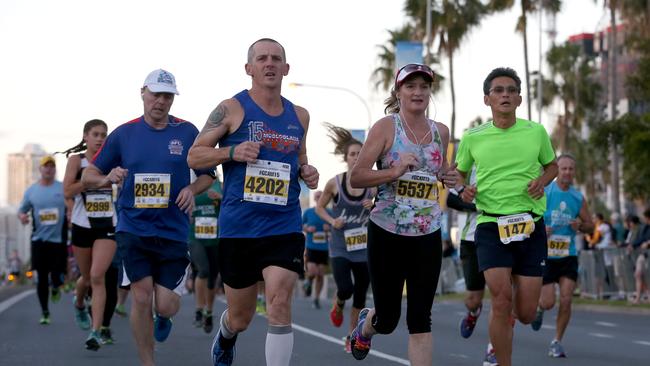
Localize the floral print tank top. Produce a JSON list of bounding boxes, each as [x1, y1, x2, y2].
[[369, 113, 444, 236]]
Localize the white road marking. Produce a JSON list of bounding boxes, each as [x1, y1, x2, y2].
[[633, 340, 650, 346], [449, 353, 469, 359], [0, 289, 35, 315], [541, 324, 555, 330], [595, 321, 617, 327], [589, 332, 614, 338], [292, 323, 410, 365]]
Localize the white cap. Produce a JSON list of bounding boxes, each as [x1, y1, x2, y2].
[[143, 69, 179, 95]]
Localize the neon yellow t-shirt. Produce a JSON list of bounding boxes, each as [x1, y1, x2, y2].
[[455, 118, 556, 225]]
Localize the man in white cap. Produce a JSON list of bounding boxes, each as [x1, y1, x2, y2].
[[82, 69, 215, 366]]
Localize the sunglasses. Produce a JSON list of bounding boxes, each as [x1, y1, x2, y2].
[[395, 63, 435, 87], [489, 86, 520, 95]]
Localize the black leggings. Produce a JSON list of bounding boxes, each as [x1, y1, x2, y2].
[[102, 265, 119, 327], [367, 221, 442, 335], [35, 269, 63, 313], [331, 257, 370, 309], [32, 242, 66, 313]]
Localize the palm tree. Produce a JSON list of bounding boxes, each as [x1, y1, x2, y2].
[[371, 24, 417, 92], [435, 1, 485, 140], [606, 0, 622, 214], [371, 23, 444, 94], [538, 41, 605, 204], [402, 0, 486, 140], [487, 0, 562, 120], [544, 42, 601, 151]]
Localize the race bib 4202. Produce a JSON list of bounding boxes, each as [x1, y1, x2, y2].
[[243, 160, 290, 206]]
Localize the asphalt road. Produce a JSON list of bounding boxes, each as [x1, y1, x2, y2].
[[0, 286, 648, 366]]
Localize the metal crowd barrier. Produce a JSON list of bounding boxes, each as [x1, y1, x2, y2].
[[433, 247, 650, 300], [437, 256, 464, 294], [577, 247, 649, 300]]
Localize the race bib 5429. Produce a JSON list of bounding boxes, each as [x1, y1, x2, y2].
[[38, 208, 59, 226]]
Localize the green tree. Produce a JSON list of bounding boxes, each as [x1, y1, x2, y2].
[[403, 0, 486, 139], [592, 113, 650, 202], [538, 41, 606, 205], [544, 42, 601, 152], [593, 37, 650, 202], [371, 24, 417, 92], [486, 0, 562, 120]]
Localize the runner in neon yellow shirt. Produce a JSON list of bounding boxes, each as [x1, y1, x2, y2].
[[454, 67, 557, 366]]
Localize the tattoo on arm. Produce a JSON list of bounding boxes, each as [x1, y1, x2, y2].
[[198, 103, 227, 137]]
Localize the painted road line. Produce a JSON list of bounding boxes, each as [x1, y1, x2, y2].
[[588, 332, 614, 338], [633, 340, 650, 346], [0, 289, 35, 315], [595, 321, 617, 327], [292, 322, 410, 365]]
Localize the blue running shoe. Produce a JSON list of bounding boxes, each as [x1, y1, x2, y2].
[[483, 348, 498, 366], [350, 308, 372, 360], [73, 296, 91, 330], [459, 311, 479, 339], [530, 308, 544, 331], [211, 331, 236, 366], [153, 315, 173, 342]]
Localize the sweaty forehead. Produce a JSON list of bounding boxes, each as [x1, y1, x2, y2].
[[558, 159, 575, 168], [253, 42, 284, 58], [490, 76, 517, 87]]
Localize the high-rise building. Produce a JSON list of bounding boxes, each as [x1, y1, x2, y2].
[[0, 207, 31, 271], [7, 143, 47, 206]]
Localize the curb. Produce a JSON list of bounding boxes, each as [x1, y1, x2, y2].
[[437, 297, 650, 316]]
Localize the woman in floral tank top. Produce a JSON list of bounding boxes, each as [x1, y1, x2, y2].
[[348, 63, 459, 364]]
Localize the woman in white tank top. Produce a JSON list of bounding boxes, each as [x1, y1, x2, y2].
[[62, 119, 118, 350]]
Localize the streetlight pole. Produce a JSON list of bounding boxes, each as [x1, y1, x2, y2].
[[288, 82, 372, 130]]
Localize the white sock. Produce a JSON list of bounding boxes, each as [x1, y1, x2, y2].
[[265, 325, 293, 366], [487, 342, 494, 353], [219, 309, 236, 339]]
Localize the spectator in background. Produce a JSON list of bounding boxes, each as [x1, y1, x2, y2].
[[610, 213, 625, 246], [624, 215, 641, 247], [8, 249, 23, 284], [588, 213, 613, 249], [588, 213, 615, 298], [630, 209, 650, 304]]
